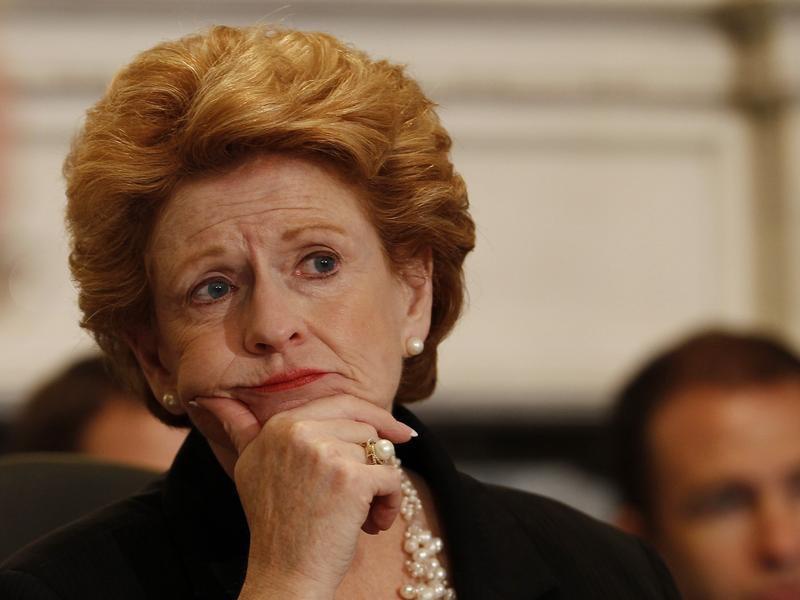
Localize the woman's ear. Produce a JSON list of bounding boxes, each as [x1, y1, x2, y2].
[[126, 327, 181, 413], [398, 251, 433, 345]]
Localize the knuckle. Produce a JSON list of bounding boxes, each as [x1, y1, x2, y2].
[[264, 412, 289, 437], [360, 422, 379, 438], [329, 460, 356, 488], [311, 439, 337, 463], [382, 465, 402, 489], [286, 419, 313, 443]]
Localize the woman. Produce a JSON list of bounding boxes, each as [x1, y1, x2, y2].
[[0, 26, 678, 599]]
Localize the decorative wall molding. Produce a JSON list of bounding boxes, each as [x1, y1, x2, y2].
[[4, 0, 734, 16], [1, 0, 798, 410], [3, 0, 735, 104]]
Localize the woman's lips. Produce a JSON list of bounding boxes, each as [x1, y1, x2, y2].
[[243, 370, 330, 393]]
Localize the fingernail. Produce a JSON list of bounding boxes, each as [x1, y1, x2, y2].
[[408, 427, 419, 438]]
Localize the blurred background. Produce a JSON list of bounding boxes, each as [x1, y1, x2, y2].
[[0, 0, 799, 520]]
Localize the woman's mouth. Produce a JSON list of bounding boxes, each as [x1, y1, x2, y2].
[[244, 369, 330, 393]]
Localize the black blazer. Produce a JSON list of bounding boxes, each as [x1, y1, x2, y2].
[[0, 407, 680, 599]]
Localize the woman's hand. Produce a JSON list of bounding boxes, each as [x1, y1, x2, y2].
[[191, 395, 416, 599]]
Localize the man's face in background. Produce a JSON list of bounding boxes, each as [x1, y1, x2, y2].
[[641, 382, 800, 600]]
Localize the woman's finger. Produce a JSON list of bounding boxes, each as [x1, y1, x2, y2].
[[360, 464, 403, 534], [272, 421, 389, 466], [273, 395, 416, 443], [191, 396, 261, 454], [310, 419, 379, 445], [308, 420, 383, 465]]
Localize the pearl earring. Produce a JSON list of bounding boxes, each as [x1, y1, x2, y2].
[[162, 392, 179, 410], [406, 337, 425, 357]]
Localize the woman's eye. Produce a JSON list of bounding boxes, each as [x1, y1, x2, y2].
[[191, 279, 233, 303], [298, 253, 339, 277]]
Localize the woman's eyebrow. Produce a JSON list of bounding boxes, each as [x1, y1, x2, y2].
[[281, 223, 348, 241], [172, 245, 229, 276], [166, 224, 348, 278]]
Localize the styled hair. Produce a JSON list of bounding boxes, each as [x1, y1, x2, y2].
[[610, 329, 800, 523], [64, 25, 475, 425]]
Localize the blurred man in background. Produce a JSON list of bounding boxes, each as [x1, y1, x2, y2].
[[611, 329, 800, 600], [4, 355, 186, 471]]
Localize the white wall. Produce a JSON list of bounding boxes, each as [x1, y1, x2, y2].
[[1, 0, 797, 416]]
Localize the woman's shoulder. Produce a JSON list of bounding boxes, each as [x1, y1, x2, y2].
[[466, 472, 632, 547], [456, 472, 680, 599]]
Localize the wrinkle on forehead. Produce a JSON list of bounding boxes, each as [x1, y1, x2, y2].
[[151, 199, 331, 262], [183, 205, 316, 244], [156, 174, 350, 247], [147, 154, 372, 287]]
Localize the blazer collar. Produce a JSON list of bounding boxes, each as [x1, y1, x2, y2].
[[160, 406, 559, 599]]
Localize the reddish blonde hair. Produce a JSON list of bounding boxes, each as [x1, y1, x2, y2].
[[65, 25, 475, 424]]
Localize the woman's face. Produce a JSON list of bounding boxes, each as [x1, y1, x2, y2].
[[135, 155, 431, 457]]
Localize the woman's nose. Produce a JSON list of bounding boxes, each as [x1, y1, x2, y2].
[[242, 278, 303, 354]]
